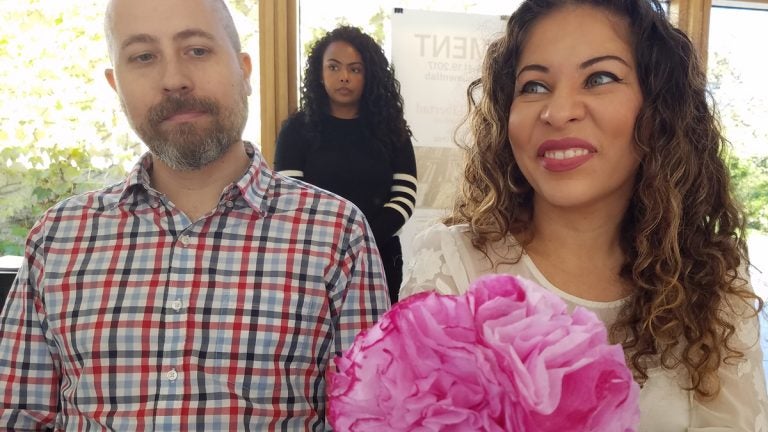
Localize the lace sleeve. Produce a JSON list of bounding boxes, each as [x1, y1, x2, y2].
[[690, 289, 768, 431], [399, 223, 472, 299]]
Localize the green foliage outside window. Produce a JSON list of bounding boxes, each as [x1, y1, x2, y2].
[[727, 154, 768, 232], [709, 49, 768, 235], [0, 2, 135, 255], [0, 145, 128, 255]]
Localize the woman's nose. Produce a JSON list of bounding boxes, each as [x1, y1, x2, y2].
[[539, 90, 586, 128]]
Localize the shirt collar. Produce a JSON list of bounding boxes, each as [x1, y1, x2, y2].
[[235, 142, 272, 216], [117, 142, 273, 216], [117, 151, 154, 201]]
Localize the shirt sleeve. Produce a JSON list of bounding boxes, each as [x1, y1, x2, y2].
[[0, 219, 61, 430], [330, 207, 390, 363], [274, 114, 307, 179], [689, 275, 768, 431], [399, 223, 472, 299], [368, 137, 418, 244]]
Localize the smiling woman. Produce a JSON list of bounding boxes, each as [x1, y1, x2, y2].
[[400, 0, 768, 429], [508, 6, 643, 222]]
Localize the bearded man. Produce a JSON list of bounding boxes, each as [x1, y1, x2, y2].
[[0, 1, 389, 430]]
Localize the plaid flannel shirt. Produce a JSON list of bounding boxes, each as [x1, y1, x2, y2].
[[0, 143, 389, 431]]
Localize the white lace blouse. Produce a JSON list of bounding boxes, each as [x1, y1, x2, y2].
[[400, 223, 768, 431]]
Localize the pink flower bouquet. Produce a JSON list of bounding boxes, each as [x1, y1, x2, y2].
[[328, 274, 640, 431]]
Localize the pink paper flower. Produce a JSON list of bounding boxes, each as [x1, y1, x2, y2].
[[328, 274, 640, 431]]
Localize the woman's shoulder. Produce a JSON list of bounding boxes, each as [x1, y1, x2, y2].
[[403, 222, 524, 297], [416, 221, 471, 236], [282, 111, 309, 128], [411, 222, 471, 247], [413, 223, 525, 254], [402, 222, 474, 296], [277, 112, 312, 145], [412, 222, 528, 258]]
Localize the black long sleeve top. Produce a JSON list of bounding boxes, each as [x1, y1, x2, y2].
[[274, 112, 417, 245]]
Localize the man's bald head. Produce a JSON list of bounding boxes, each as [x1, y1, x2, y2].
[[104, 0, 242, 63]]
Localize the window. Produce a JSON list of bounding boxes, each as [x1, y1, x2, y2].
[[707, 0, 768, 386]]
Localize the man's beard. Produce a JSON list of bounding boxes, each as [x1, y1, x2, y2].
[[131, 93, 248, 171]]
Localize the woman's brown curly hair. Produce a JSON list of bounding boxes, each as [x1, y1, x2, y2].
[[448, 0, 763, 398]]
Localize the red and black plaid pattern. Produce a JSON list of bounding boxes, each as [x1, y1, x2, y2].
[[0, 144, 389, 431]]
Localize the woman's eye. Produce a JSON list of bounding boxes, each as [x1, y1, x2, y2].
[[519, 81, 548, 94], [327, 64, 338, 71], [585, 72, 619, 88]]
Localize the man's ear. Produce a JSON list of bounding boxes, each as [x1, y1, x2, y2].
[[239, 53, 253, 96], [105, 68, 117, 92]]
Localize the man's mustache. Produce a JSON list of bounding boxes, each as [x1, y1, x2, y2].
[[147, 96, 219, 126]]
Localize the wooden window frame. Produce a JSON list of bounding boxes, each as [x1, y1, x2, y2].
[[670, 0, 712, 63], [670, 0, 768, 64], [258, 0, 298, 166]]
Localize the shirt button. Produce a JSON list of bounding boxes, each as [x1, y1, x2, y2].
[[171, 300, 183, 312], [225, 200, 234, 208], [180, 235, 190, 246], [167, 368, 178, 381]]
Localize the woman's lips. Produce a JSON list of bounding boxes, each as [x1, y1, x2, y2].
[[537, 138, 597, 172]]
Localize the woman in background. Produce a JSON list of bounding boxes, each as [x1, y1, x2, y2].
[[275, 26, 417, 303], [400, 0, 767, 429]]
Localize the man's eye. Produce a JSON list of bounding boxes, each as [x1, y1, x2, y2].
[[188, 47, 209, 57], [132, 53, 155, 63]]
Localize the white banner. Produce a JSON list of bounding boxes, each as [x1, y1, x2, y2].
[[391, 8, 506, 149]]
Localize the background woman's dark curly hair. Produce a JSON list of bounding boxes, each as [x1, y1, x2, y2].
[[449, 0, 763, 398], [298, 25, 411, 158]]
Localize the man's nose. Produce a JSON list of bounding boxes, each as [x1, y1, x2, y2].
[[161, 58, 193, 95]]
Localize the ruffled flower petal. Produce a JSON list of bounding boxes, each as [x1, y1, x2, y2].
[[329, 274, 640, 431]]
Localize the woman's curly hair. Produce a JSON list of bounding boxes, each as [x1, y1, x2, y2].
[[449, 0, 763, 398], [298, 25, 411, 158]]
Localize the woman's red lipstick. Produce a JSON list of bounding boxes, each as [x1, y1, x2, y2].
[[537, 138, 597, 172]]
